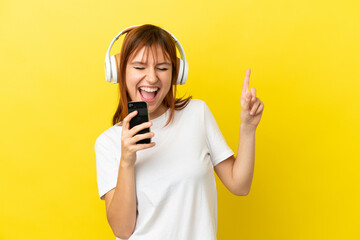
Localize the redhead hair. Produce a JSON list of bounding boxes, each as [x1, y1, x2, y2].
[[112, 24, 191, 126]]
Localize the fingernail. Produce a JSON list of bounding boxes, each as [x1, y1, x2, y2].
[[250, 112, 254, 115]]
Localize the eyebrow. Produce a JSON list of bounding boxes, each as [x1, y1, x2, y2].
[[130, 61, 171, 66]]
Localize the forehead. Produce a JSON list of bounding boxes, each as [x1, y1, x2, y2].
[[129, 45, 170, 63]]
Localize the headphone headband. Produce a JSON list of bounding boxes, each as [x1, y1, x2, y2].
[[104, 25, 188, 85]]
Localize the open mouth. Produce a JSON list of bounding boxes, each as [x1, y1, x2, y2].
[[138, 87, 159, 103]]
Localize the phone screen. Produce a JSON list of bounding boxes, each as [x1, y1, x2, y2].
[[128, 101, 151, 144]]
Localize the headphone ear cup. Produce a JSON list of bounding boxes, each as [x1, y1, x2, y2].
[[110, 55, 117, 83], [181, 59, 188, 85], [177, 58, 184, 85], [105, 57, 111, 83]]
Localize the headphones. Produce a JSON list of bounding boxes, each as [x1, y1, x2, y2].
[[105, 25, 188, 85]]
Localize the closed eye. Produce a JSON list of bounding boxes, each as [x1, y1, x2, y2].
[[133, 67, 168, 71]]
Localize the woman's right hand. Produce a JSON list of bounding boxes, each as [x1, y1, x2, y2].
[[118, 110, 156, 167]]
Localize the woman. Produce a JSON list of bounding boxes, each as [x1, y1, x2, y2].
[[95, 24, 264, 240]]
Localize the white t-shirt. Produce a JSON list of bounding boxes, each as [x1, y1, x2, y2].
[[95, 99, 234, 240]]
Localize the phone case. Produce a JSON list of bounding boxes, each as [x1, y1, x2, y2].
[[128, 101, 151, 144]]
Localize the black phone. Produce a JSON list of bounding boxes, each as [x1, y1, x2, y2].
[[128, 101, 151, 144]]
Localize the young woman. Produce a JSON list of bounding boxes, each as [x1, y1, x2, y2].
[[95, 24, 264, 240]]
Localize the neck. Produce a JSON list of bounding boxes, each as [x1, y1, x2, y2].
[[149, 105, 168, 120]]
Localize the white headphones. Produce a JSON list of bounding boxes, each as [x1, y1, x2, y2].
[[105, 25, 188, 85]]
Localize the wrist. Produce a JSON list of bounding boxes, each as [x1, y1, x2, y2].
[[120, 159, 135, 169], [240, 124, 256, 134]]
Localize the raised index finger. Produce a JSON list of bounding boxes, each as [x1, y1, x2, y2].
[[241, 69, 251, 97]]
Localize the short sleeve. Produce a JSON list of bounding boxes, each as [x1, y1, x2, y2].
[[203, 102, 234, 166], [95, 134, 118, 200]]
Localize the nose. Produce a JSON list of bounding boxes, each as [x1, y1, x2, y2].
[[145, 68, 158, 83]]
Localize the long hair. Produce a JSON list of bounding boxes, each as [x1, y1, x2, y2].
[[112, 24, 191, 126]]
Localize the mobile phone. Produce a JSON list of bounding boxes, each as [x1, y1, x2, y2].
[[128, 101, 151, 144]]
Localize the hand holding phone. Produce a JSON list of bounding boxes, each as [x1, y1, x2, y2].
[[128, 101, 151, 144], [118, 102, 155, 167]]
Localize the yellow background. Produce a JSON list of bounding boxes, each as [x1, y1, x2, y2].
[[1, 0, 359, 239]]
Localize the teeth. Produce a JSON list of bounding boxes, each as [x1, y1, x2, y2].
[[139, 87, 158, 92]]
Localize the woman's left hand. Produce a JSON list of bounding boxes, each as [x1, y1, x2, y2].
[[240, 69, 264, 131]]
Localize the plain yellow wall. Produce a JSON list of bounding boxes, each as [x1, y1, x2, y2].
[[1, 0, 359, 239]]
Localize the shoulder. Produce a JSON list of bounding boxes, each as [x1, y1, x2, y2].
[[174, 99, 207, 119], [184, 98, 207, 111], [188, 98, 206, 106], [185, 99, 213, 117], [174, 99, 209, 125], [94, 125, 121, 150]]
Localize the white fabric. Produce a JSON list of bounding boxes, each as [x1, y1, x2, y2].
[[95, 99, 234, 240]]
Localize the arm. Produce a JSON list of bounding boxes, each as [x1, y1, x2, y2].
[[232, 124, 256, 195], [214, 125, 255, 196], [104, 162, 137, 239], [105, 111, 156, 239], [215, 69, 264, 196]]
